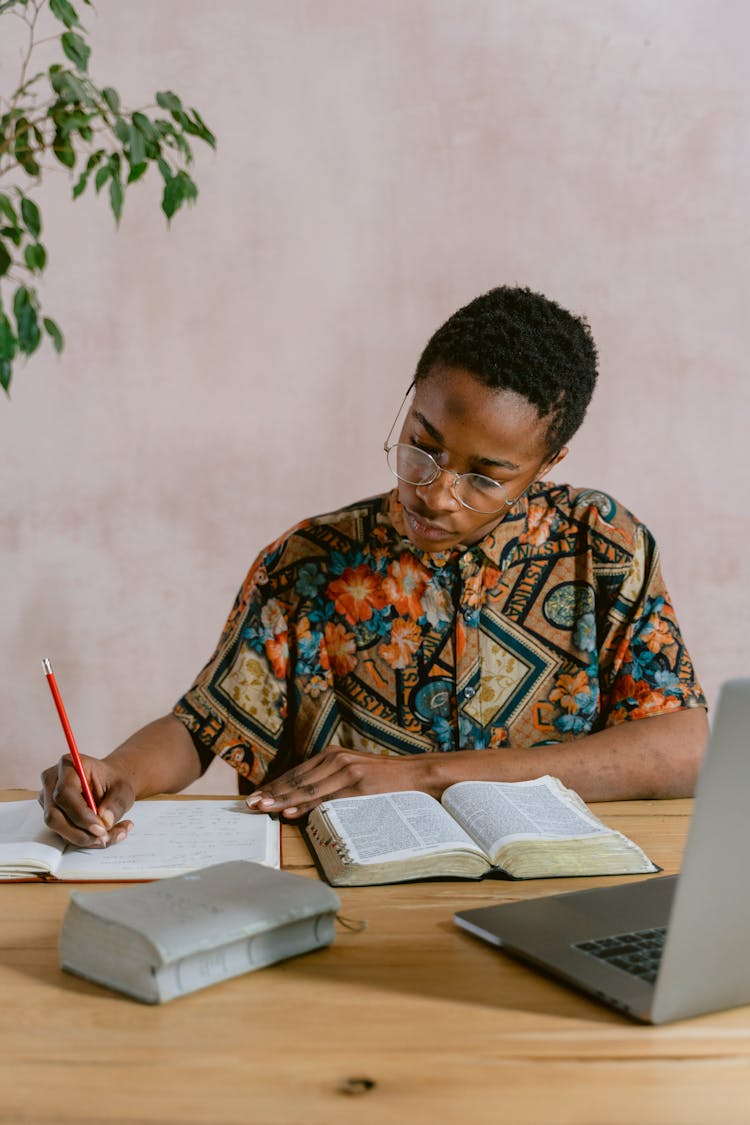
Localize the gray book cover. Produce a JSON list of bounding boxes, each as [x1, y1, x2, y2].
[[59, 860, 341, 1003]]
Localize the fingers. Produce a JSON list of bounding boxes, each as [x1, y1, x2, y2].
[[40, 760, 101, 845], [246, 755, 341, 813], [39, 757, 135, 847], [95, 817, 135, 847], [39, 802, 105, 848], [94, 784, 136, 837], [246, 749, 366, 817]]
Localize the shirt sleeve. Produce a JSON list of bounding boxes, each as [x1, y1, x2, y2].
[[172, 543, 293, 790], [598, 523, 706, 726]]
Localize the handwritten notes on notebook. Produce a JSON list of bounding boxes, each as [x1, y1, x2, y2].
[[0, 799, 280, 880]]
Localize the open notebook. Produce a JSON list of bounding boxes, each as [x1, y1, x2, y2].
[[0, 799, 279, 881]]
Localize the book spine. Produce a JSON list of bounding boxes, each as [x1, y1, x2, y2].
[[154, 911, 337, 1002]]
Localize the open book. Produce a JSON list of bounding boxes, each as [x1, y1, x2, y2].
[[0, 799, 279, 881], [305, 776, 658, 885]]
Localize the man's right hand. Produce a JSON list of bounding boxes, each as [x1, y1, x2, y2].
[[39, 754, 136, 847], [39, 713, 209, 846]]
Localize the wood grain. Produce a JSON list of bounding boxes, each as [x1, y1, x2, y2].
[[3, 791, 748, 1124]]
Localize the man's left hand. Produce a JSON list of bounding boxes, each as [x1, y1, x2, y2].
[[245, 746, 430, 818]]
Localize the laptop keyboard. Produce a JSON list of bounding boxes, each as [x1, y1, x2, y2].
[[573, 926, 667, 984]]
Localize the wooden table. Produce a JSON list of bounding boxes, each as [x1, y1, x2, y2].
[[1, 790, 749, 1125]]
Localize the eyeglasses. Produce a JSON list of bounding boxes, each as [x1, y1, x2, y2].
[[383, 383, 515, 515]]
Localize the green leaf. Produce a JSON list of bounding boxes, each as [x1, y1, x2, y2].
[[155, 90, 183, 113], [18, 311, 41, 355], [13, 117, 41, 177], [0, 225, 23, 247], [23, 243, 47, 272], [108, 156, 123, 222], [178, 171, 198, 203], [14, 288, 41, 356], [43, 317, 64, 354], [102, 87, 120, 114], [13, 288, 27, 319], [0, 193, 17, 224], [169, 107, 215, 149], [170, 108, 192, 132], [20, 197, 41, 238], [20, 156, 43, 180], [132, 112, 157, 142], [0, 358, 11, 394], [161, 174, 183, 221], [94, 164, 111, 193], [58, 109, 93, 137], [49, 67, 89, 104], [53, 128, 76, 168], [188, 108, 217, 149], [157, 122, 192, 162], [85, 149, 106, 172], [72, 173, 88, 200], [114, 116, 130, 144], [61, 31, 91, 72], [129, 122, 146, 167], [154, 118, 178, 140], [109, 175, 124, 223], [127, 161, 148, 185], [13, 113, 30, 138], [0, 241, 11, 278], [72, 149, 104, 199], [50, 0, 80, 28], [0, 313, 16, 361], [13, 286, 30, 321], [49, 68, 69, 96]]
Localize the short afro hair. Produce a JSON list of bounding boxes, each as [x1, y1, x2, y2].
[[414, 286, 598, 453]]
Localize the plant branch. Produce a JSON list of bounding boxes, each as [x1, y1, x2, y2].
[[0, 0, 215, 395], [8, 1, 43, 117]]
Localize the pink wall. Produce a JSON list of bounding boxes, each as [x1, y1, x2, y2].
[[2, 1, 747, 792]]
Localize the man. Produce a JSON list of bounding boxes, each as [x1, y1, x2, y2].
[[40, 286, 708, 846]]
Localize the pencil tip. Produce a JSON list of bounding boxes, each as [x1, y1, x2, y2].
[[41, 657, 52, 675]]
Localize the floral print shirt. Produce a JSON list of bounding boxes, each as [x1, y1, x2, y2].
[[173, 486, 706, 791]]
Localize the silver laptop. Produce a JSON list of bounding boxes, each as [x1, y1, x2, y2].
[[454, 679, 750, 1024]]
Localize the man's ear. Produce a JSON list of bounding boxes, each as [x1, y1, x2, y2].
[[539, 445, 568, 479]]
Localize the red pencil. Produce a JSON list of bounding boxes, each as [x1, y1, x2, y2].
[[42, 658, 98, 816]]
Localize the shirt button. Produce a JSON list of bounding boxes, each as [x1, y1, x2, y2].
[[463, 686, 476, 700]]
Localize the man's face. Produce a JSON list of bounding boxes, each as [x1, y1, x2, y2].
[[395, 365, 567, 553]]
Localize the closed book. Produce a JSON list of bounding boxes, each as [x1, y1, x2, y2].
[[59, 860, 340, 1003]]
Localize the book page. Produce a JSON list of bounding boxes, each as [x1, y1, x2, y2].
[[319, 791, 483, 865], [441, 777, 610, 860], [57, 800, 280, 879], [0, 800, 67, 877]]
